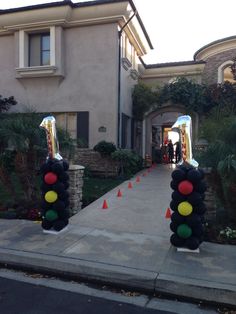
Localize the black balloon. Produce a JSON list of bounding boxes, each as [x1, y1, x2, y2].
[[170, 180, 178, 190], [53, 219, 68, 231], [185, 237, 200, 250], [192, 224, 204, 237], [170, 222, 177, 233], [53, 182, 65, 193], [172, 191, 186, 203], [59, 172, 70, 182], [170, 200, 178, 211], [170, 234, 185, 247], [42, 219, 53, 230], [59, 190, 70, 201], [195, 181, 207, 194], [41, 200, 52, 210], [40, 162, 51, 174], [51, 162, 64, 175], [171, 169, 186, 183], [63, 160, 69, 171], [198, 168, 205, 180], [58, 209, 70, 220], [187, 192, 203, 206], [194, 203, 207, 215], [171, 212, 185, 225], [186, 213, 201, 227], [187, 169, 201, 184], [40, 182, 51, 192], [52, 200, 66, 211], [64, 181, 70, 189]]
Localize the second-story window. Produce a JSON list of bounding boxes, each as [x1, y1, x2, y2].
[[29, 33, 50, 66]]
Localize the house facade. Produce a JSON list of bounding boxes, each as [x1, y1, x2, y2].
[[0, 0, 152, 150], [0, 0, 235, 158]]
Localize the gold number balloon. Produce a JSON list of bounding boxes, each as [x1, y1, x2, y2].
[[172, 115, 198, 168], [40, 116, 63, 160]]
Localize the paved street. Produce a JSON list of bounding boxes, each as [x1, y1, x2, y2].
[[0, 269, 218, 314], [0, 277, 169, 314]]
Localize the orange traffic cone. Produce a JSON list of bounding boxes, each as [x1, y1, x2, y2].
[[102, 199, 108, 209], [128, 182, 133, 189], [165, 207, 172, 219], [136, 176, 140, 183], [117, 189, 122, 197]]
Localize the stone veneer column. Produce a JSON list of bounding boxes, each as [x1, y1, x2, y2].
[[67, 165, 84, 215]]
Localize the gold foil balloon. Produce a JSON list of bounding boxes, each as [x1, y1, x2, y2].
[[40, 116, 62, 160], [172, 115, 198, 168]]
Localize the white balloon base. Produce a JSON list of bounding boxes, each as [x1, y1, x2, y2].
[[177, 247, 200, 253], [43, 226, 68, 235]]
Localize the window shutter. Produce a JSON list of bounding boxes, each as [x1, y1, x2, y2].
[[77, 111, 89, 148]]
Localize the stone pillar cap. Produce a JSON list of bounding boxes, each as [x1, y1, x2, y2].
[[69, 165, 85, 170]]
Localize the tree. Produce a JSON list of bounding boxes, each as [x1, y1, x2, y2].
[[132, 82, 157, 120]]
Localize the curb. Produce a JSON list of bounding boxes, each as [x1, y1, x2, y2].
[[0, 247, 236, 307]]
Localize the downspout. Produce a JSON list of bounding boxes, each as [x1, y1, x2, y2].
[[117, 10, 137, 148]]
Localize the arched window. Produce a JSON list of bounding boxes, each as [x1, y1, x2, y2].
[[218, 60, 234, 83]]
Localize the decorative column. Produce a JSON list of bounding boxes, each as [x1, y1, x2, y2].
[[68, 165, 84, 215], [169, 116, 207, 251], [39, 116, 70, 233]]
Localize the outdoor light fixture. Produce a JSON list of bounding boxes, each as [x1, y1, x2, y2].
[[230, 57, 236, 80]]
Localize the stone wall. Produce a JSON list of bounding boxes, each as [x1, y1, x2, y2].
[[202, 169, 217, 221], [72, 148, 119, 177], [202, 49, 236, 84], [68, 165, 84, 215]]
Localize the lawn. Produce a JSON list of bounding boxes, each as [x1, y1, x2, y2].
[[82, 176, 124, 208]]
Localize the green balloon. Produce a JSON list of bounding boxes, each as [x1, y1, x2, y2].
[[45, 210, 58, 222], [177, 224, 192, 239]]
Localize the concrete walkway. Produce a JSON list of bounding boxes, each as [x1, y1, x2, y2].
[[0, 164, 235, 306]]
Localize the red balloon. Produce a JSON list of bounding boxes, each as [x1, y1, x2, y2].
[[178, 180, 193, 195], [44, 172, 58, 185]]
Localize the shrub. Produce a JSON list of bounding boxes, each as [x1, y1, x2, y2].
[[0, 112, 75, 217], [93, 141, 116, 156], [198, 114, 236, 221], [111, 149, 143, 177]]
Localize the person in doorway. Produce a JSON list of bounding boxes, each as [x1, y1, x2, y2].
[[175, 141, 181, 163], [167, 139, 174, 163]]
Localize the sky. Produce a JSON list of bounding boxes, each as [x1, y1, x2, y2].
[[1, 0, 236, 64]]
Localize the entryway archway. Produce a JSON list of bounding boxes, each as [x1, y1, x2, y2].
[[143, 104, 199, 163]]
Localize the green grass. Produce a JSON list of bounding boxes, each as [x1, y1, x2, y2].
[[82, 177, 124, 207]]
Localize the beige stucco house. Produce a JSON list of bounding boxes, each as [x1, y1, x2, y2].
[[0, 0, 152, 150], [0, 0, 235, 159]]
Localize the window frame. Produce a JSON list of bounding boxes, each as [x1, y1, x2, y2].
[[16, 26, 60, 78], [28, 32, 50, 67]]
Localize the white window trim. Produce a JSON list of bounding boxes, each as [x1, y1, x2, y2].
[[17, 26, 57, 77], [217, 60, 233, 83]]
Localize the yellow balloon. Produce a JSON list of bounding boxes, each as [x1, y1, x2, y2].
[[178, 201, 193, 216], [45, 190, 58, 203]]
